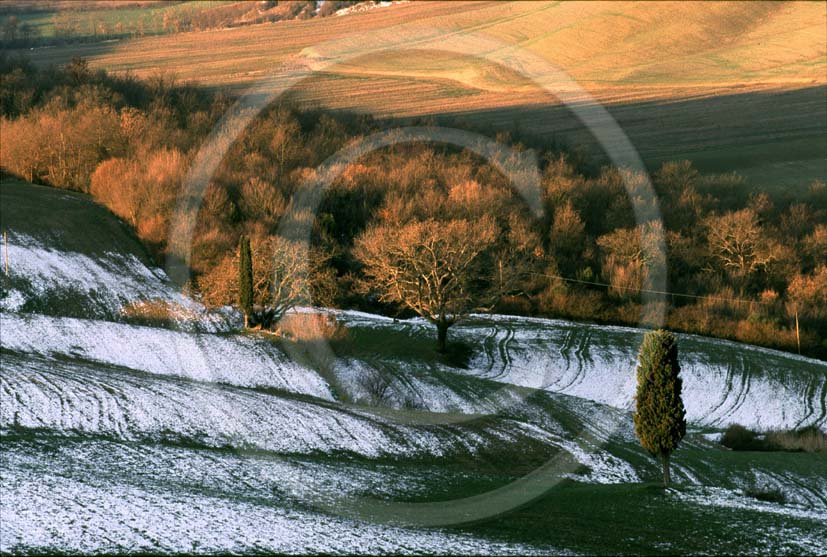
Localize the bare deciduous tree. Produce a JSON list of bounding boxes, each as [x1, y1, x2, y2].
[[199, 235, 333, 330], [357, 367, 394, 406], [705, 209, 778, 292], [251, 236, 311, 327], [597, 221, 665, 299], [354, 217, 498, 350]]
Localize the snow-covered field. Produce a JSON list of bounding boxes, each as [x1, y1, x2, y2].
[[1, 232, 234, 330], [332, 312, 827, 432], [461, 315, 826, 431], [1, 436, 565, 555], [1, 312, 332, 398], [1, 188, 826, 554], [1, 350, 604, 461]]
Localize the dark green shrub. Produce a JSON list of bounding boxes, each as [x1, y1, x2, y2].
[[720, 424, 764, 451], [744, 486, 786, 504], [722, 424, 826, 452]]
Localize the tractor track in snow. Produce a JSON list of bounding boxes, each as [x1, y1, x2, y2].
[[480, 325, 499, 377], [703, 361, 738, 426], [777, 471, 827, 509], [551, 328, 577, 390], [496, 325, 514, 379], [717, 355, 752, 426], [795, 373, 826, 430], [817, 378, 827, 429], [557, 329, 592, 393]]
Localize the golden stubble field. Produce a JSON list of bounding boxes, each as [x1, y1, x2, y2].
[[18, 0, 827, 188]]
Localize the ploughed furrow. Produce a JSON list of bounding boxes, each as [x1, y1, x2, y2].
[[0, 351, 600, 461], [444, 317, 827, 431], [494, 325, 514, 379], [0, 312, 333, 400], [1, 352, 431, 457]]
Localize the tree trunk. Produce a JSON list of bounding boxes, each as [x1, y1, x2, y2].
[[661, 453, 671, 487], [437, 320, 449, 352]]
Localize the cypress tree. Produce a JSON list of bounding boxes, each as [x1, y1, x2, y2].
[[633, 329, 687, 487], [238, 235, 253, 328]]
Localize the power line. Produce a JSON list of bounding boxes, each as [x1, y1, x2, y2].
[[531, 272, 773, 306]]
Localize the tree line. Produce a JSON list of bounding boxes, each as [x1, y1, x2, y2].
[[1, 55, 825, 357]]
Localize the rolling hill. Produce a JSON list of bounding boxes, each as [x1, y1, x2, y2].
[[11, 1, 827, 189], [1, 177, 825, 554]]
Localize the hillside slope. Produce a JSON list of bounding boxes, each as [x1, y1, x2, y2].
[[15, 1, 827, 187], [0, 181, 226, 325], [1, 180, 825, 554]]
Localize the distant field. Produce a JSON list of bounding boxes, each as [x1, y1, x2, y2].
[[9, 0, 827, 188], [0, 1, 223, 40]]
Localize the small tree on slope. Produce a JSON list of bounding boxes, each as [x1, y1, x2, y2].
[[238, 235, 253, 328], [633, 329, 686, 487]]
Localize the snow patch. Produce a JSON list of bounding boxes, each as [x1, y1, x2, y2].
[[1, 312, 333, 399], [3, 233, 232, 330], [1, 438, 564, 555]]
